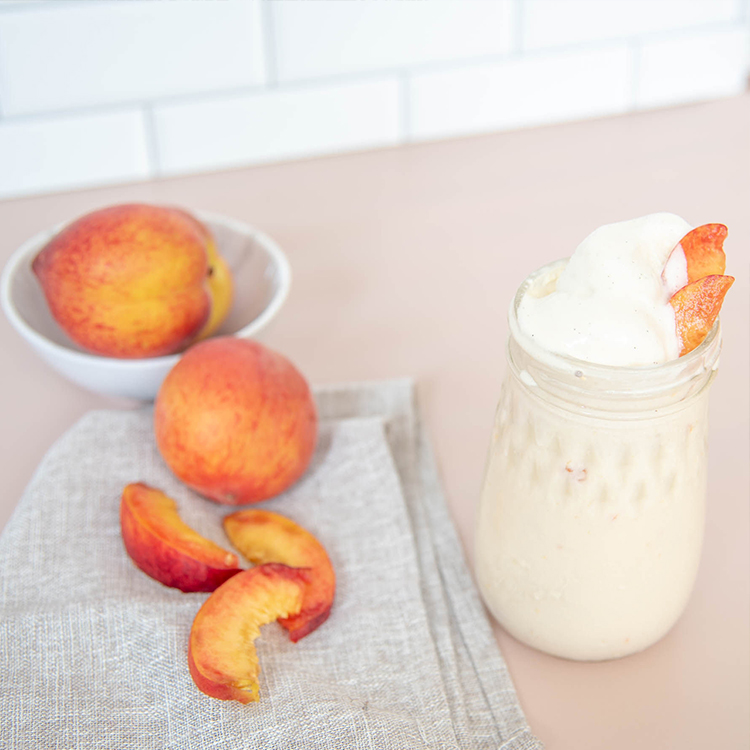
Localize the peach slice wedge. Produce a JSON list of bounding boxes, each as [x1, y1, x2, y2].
[[223, 509, 335, 642], [670, 274, 734, 355], [680, 223, 728, 282], [188, 563, 309, 703], [663, 223, 728, 290], [120, 482, 242, 592]]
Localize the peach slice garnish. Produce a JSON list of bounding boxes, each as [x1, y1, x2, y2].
[[120, 482, 241, 593], [188, 563, 309, 703], [223, 509, 335, 642], [670, 274, 734, 355], [663, 224, 727, 292], [680, 223, 728, 282]]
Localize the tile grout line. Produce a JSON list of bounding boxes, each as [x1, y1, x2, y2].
[[0, 18, 745, 125], [399, 71, 411, 144], [259, 0, 278, 89], [0, 38, 652, 127], [0, 24, 6, 119], [512, 0, 525, 55], [141, 103, 161, 179]]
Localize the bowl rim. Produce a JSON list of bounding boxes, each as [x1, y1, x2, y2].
[[0, 209, 292, 371]]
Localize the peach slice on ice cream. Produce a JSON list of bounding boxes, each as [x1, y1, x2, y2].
[[188, 563, 309, 703], [223, 509, 335, 642], [662, 223, 728, 291], [680, 223, 728, 282], [120, 482, 241, 592], [670, 274, 734, 355]]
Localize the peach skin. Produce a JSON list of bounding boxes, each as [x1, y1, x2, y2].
[[188, 563, 309, 703], [154, 337, 318, 505], [679, 223, 728, 282], [662, 223, 728, 290], [172, 207, 233, 340], [670, 274, 734, 355], [223, 509, 335, 641], [120, 483, 241, 593], [32, 204, 233, 358]]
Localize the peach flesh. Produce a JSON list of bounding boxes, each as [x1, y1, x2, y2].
[[120, 482, 241, 593], [224, 509, 335, 642], [679, 223, 727, 283], [188, 563, 308, 703], [670, 274, 734, 355]]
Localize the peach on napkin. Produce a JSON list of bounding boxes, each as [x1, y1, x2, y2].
[[154, 337, 318, 505], [120, 482, 241, 592], [224, 509, 335, 642], [188, 563, 309, 703]]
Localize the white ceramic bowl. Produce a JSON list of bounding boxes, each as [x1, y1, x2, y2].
[[0, 210, 291, 401]]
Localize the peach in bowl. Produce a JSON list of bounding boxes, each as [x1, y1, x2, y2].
[[0, 205, 290, 400]]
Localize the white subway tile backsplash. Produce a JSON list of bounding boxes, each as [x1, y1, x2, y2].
[[523, 0, 742, 50], [636, 27, 749, 108], [0, 109, 150, 199], [0, 0, 265, 116], [409, 44, 632, 141], [272, 0, 515, 83], [152, 78, 402, 177], [0, 0, 748, 200]]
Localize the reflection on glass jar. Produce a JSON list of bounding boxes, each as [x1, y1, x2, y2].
[[475, 261, 722, 661]]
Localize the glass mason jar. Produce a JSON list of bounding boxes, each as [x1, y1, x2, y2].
[[474, 260, 722, 661]]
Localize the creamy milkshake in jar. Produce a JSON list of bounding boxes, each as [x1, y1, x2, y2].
[[475, 213, 733, 661]]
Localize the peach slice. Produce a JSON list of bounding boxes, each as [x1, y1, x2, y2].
[[663, 224, 727, 291], [680, 223, 728, 282], [670, 274, 734, 355], [120, 483, 241, 592], [223, 510, 335, 642], [188, 563, 309, 703]]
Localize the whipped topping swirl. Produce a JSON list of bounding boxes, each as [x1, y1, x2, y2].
[[517, 213, 691, 366]]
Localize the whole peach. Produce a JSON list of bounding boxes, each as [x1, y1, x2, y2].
[[32, 204, 233, 358], [154, 337, 317, 504]]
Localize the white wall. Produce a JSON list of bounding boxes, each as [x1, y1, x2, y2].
[[0, 0, 748, 200]]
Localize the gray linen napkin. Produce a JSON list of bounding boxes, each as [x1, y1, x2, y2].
[[0, 378, 542, 750]]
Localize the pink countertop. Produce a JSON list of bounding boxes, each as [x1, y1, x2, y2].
[[1, 94, 748, 749]]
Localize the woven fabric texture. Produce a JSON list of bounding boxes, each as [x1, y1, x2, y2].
[[0, 379, 542, 750]]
